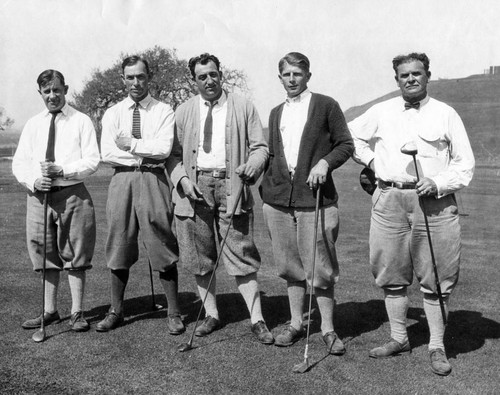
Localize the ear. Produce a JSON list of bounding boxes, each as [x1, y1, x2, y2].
[[394, 75, 399, 84], [306, 72, 312, 82], [64, 85, 69, 95], [121, 74, 126, 85], [427, 71, 432, 79]]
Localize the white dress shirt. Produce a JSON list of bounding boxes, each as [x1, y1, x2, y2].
[[197, 92, 228, 169], [12, 103, 99, 192], [280, 89, 312, 173], [348, 95, 475, 198], [101, 94, 175, 167]]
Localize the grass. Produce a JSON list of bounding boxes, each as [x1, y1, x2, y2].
[[0, 161, 499, 394]]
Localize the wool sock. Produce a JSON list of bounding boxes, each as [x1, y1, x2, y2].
[[110, 269, 129, 315], [44, 270, 60, 314], [287, 281, 306, 330], [68, 270, 86, 315], [159, 265, 180, 315], [195, 272, 219, 320], [235, 272, 264, 324], [384, 288, 409, 344], [423, 294, 449, 350], [316, 286, 335, 335]]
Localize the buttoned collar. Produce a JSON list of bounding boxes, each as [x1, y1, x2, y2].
[[285, 89, 311, 104], [126, 94, 152, 110]]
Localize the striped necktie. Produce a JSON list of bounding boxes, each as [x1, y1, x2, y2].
[[45, 111, 61, 162], [132, 103, 141, 139]]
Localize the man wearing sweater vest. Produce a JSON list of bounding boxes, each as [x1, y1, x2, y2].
[[260, 52, 354, 354]]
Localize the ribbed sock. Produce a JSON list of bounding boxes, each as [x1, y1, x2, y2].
[[287, 281, 306, 330], [44, 270, 60, 314], [235, 272, 264, 324], [423, 294, 449, 350], [384, 288, 409, 344], [68, 270, 86, 314], [159, 265, 180, 315], [195, 273, 219, 320], [316, 286, 335, 335], [110, 269, 129, 315]]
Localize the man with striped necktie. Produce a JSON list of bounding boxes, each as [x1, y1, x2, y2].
[[98, 56, 183, 334]]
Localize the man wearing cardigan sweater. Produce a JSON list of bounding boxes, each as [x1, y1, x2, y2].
[[167, 53, 273, 344], [260, 52, 354, 353]]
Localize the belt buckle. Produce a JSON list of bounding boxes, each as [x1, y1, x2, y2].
[[213, 169, 224, 178], [394, 181, 404, 189]]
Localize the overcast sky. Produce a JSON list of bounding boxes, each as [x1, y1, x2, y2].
[[2, 0, 500, 129]]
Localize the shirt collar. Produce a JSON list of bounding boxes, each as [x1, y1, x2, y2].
[[44, 102, 69, 118], [285, 89, 311, 104], [200, 90, 227, 108], [401, 95, 429, 111], [126, 93, 152, 109]]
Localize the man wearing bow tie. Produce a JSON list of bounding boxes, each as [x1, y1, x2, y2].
[[348, 53, 475, 376]]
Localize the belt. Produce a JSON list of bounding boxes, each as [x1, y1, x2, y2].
[[114, 166, 164, 174], [49, 184, 77, 192], [197, 169, 227, 179], [379, 180, 417, 190]]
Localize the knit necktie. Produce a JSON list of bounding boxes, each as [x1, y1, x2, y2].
[[404, 101, 420, 110], [203, 101, 215, 153], [132, 103, 141, 139], [45, 111, 60, 162]]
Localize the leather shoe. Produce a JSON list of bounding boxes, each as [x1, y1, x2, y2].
[[429, 348, 452, 376], [96, 309, 124, 332], [22, 311, 61, 329], [274, 325, 304, 347], [195, 316, 220, 337], [323, 331, 346, 355], [166, 313, 185, 335], [251, 320, 274, 345], [69, 311, 90, 332], [369, 338, 411, 358]]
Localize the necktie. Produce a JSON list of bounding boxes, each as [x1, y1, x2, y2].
[[404, 101, 420, 110], [45, 111, 60, 162], [132, 103, 141, 139], [203, 101, 215, 153]]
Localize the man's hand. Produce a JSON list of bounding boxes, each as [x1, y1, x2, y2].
[[180, 177, 204, 201], [34, 176, 52, 192], [416, 177, 437, 197], [40, 161, 63, 179], [116, 136, 132, 151], [306, 159, 329, 189], [235, 163, 257, 184]]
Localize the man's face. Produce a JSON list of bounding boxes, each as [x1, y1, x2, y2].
[[193, 61, 223, 102], [122, 61, 150, 102], [279, 61, 311, 98], [38, 78, 68, 113], [395, 60, 429, 102]]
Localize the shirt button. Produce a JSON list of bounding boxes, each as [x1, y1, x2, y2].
[[191, 166, 195, 169], [192, 150, 196, 153], [291, 200, 295, 203]]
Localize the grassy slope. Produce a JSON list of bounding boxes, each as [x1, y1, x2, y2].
[[0, 163, 499, 394]]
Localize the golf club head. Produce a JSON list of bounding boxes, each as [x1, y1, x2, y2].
[[177, 342, 193, 352], [400, 141, 418, 156], [32, 329, 46, 343], [292, 359, 311, 374]]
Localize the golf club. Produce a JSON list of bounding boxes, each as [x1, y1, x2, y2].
[[148, 261, 163, 311], [293, 184, 322, 374], [32, 193, 48, 343], [400, 142, 447, 325], [178, 182, 245, 352]]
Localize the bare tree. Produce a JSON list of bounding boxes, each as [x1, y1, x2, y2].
[[0, 107, 14, 131]]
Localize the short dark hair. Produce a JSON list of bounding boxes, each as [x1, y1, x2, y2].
[[121, 56, 151, 76], [37, 69, 66, 89], [188, 53, 221, 79], [278, 52, 310, 74], [392, 52, 431, 77]]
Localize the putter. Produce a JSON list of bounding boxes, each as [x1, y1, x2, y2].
[[148, 261, 163, 311], [400, 143, 447, 325], [32, 193, 48, 343], [293, 184, 322, 374], [178, 182, 245, 352]]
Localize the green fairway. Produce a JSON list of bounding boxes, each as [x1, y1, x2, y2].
[[0, 160, 499, 394]]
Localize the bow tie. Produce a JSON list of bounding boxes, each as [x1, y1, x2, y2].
[[404, 101, 420, 110]]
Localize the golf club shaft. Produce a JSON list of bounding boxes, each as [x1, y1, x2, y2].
[[41, 193, 48, 333], [185, 182, 245, 346], [148, 261, 156, 308], [412, 156, 447, 325], [304, 185, 322, 356]]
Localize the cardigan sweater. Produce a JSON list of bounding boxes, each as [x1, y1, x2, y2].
[[260, 93, 354, 208], [167, 92, 268, 217]]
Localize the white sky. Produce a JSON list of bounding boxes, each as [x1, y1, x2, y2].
[[2, 0, 500, 128]]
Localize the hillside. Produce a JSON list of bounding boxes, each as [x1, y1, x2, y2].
[[345, 74, 500, 164]]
